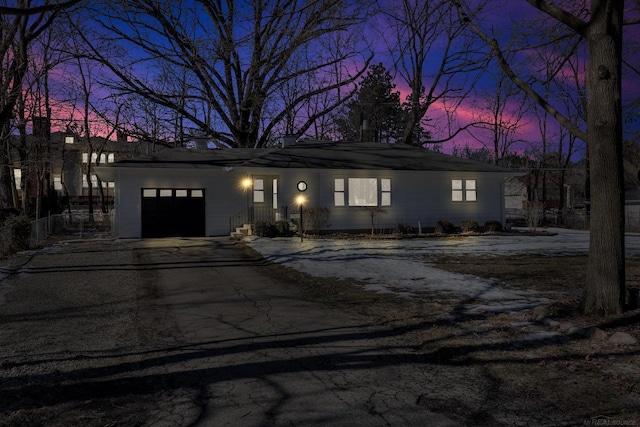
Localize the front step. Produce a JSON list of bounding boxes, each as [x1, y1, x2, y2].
[[230, 223, 253, 239]]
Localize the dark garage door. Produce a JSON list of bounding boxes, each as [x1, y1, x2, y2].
[[141, 189, 205, 238]]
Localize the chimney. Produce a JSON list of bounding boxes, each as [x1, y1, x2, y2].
[[32, 116, 51, 141], [280, 135, 297, 147], [193, 136, 209, 150], [117, 130, 128, 143]]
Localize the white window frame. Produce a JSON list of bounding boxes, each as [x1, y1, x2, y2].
[[253, 178, 264, 203], [334, 178, 345, 206], [381, 178, 391, 206], [272, 178, 278, 210], [348, 178, 378, 207], [466, 179, 477, 201], [65, 136, 74, 144], [13, 169, 22, 190], [53, 175, 63, 191], [334, 177, 391, 207], [452, 179, 477, 202], [83, 174, 99, 188]]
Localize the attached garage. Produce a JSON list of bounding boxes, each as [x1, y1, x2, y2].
[[141, 188, 205, 238]]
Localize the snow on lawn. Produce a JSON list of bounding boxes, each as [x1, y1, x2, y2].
[[248, 228, 640, 315]]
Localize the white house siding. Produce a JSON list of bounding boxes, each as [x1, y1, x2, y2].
[[246, 168, 508, 233], [107, 166, 511, 238], [113, 167, 245, 238], [99, 142, 521, 238], [387, 171, 507, 230]]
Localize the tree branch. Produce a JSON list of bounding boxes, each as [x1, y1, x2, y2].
[[0, 0, 82, 16], [453, 0, 588, 143], [525, 0, 589, 35]]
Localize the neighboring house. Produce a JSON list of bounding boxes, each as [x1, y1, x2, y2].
[[504, 176, 528, 220], [11, 122, 154, 208], [96, 140, 523, 238]]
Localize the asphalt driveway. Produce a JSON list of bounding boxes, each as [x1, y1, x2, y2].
[[0, 236, 604, 426]]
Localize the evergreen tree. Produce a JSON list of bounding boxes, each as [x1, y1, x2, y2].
[[336, 64, 403, 143]]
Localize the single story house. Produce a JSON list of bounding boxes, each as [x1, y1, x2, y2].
[[96, 140, 523, 238]]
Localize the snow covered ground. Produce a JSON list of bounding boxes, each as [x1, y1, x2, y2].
[[247, 228, 640, 315]]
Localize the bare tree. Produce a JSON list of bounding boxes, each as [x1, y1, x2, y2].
[[469, 68, 529, 166], [376, 0, 488, 146], [58, 13, 122, 220], [0, 0, 81, 210], [548, 55, 586, 211], [20, 21, 75, 218], [519, 14, 587, 212], [303, 31, 364, 141], [453, 0, 640, 315], [79, 0, 372, 148]]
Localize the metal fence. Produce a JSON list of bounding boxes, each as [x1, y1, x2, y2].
[[30, 212, 113, 246], [506, 207, 590, 230], [506, 207, 640, 232], [229, 206, 288, 233]]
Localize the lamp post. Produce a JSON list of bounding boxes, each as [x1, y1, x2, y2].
[[296, 180, 307, 242], [241, 177, 252, 223]]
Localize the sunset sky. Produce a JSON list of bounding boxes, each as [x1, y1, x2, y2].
[[34, 0, 640, 159], [369, 0, 640, 157]]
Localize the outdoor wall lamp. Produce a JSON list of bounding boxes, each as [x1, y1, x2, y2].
[[241, 177, 253, 189]]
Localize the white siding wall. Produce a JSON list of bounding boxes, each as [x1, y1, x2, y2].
[[114, 168, 244, 237], [112, 166, 511, 237], [257, 168, 508, 232]]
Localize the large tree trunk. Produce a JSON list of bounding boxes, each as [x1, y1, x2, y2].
[[580, 1, 625, 315]]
